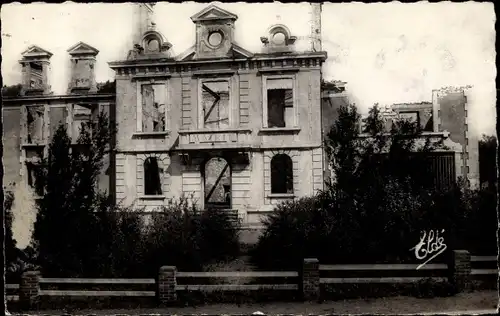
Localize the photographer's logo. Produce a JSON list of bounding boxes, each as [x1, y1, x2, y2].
[[410, 229, 447, 270]]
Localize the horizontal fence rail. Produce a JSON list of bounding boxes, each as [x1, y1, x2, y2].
[[176, 270, 299, 293], [471, 269, 498, 275], [319, 263, 449, 285], [38, 278, 156, 298], [6, 283, 19, 302], [176, 284, 298, 291], [39, 278, 156, 284], [39, 290, 156, 297], [320, 277, 448, 284], [319, 264, 448, 271], [470, 255, 496, 262], [470, 256, 498, 280], [177, 271, 298, 278]]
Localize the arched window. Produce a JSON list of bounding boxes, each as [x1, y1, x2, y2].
[[144, 157, 162, 195], [271, 154, 293, 194]]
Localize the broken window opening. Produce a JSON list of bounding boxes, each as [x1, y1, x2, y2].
[[270, 154, 294, 194], [27, 107, 45, 144], [398, 111, 420, 128], [201, 81, 230, 129], [204, 157, 231, 209], [423, 114, 434, 132], [30, 62, 43, 73], [72, 104, 93, 141], [142, 84, 166, 132], [26, 162, 44, 196], [29, 62, 44, 90], [144, 157, 163, 195], [266, 78, 294, 128]]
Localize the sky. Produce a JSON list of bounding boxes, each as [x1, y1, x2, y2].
[[1, 1, 496, 136]]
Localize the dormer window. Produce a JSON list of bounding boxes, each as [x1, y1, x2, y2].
[[147, 38, 160, 52], [261, 24, 297, 53], [271, 32, 286, 45], [208, 31, 224, 47], [141, 30, 172, 56], [19, 45, 53, 95]]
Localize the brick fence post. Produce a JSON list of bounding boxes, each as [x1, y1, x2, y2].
[[449, 250, 471, 293], [158, 266, 177, 305], [19, 270, 40, 309], [302, 258, 320, 301]]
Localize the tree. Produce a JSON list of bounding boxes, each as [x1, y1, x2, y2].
[[325, 104, 445, 260], [4, 190, 19, 272], [252, 103, 450, 269], [32, 110, 116, 277], [96, 80, 116, 94], [479, 134, 497, 189], [2, 84, 23, 98]]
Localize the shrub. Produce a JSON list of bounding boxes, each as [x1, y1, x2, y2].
[[91, 202, 147, 278], [456, 184, 497, 254], [142, 196, 240, 273], [250, 192, 334, 270], [251, 103, 479, 271]]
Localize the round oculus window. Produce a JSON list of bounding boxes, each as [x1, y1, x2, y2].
[[272, 32, 286, 45], [208, 31, 223, 47], [147, 39, 160, 52]]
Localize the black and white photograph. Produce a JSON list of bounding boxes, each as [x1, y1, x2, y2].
[[1, 1, 498, 315]]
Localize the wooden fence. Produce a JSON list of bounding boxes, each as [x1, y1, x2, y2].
[[7, 250, 497, 309], [319, 263, 448, 285], [176, 271, 299, 292], [470, 255, 498, 290]]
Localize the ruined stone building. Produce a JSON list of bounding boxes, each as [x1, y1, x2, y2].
[[2, 43, 115, 198], [2, 3, 480, 244], [321, 84, 480, 189], [109, 4, 326, 241]]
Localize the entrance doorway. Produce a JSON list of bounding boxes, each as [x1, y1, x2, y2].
[[203, 157, 231, 210]]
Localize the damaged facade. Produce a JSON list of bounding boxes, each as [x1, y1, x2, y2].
[[2, 3, 481, 244], [109, 4, 326, 240], [2, 43, 115, 199]]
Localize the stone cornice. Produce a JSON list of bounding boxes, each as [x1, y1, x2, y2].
[[109, 52, 327, 77], [2, 93, 114, 105]]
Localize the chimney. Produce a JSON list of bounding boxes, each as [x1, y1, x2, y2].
[[67, 42, 99, 94], [310, 3, 322, 52], [133, 3, 156, 46], [19, 45, 53, 96]]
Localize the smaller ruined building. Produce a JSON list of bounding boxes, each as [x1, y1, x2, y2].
[[2, 42, 115, 200], [321, 84, 480, 189]]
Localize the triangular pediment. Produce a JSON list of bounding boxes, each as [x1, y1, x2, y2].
[[176, 45, 196, 61], [67, 42, 99, 56], [175, 44, 253, 61], [231, 44, 253, 58], [191, 5, 238, 23], [21, 45, 53, 59]]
